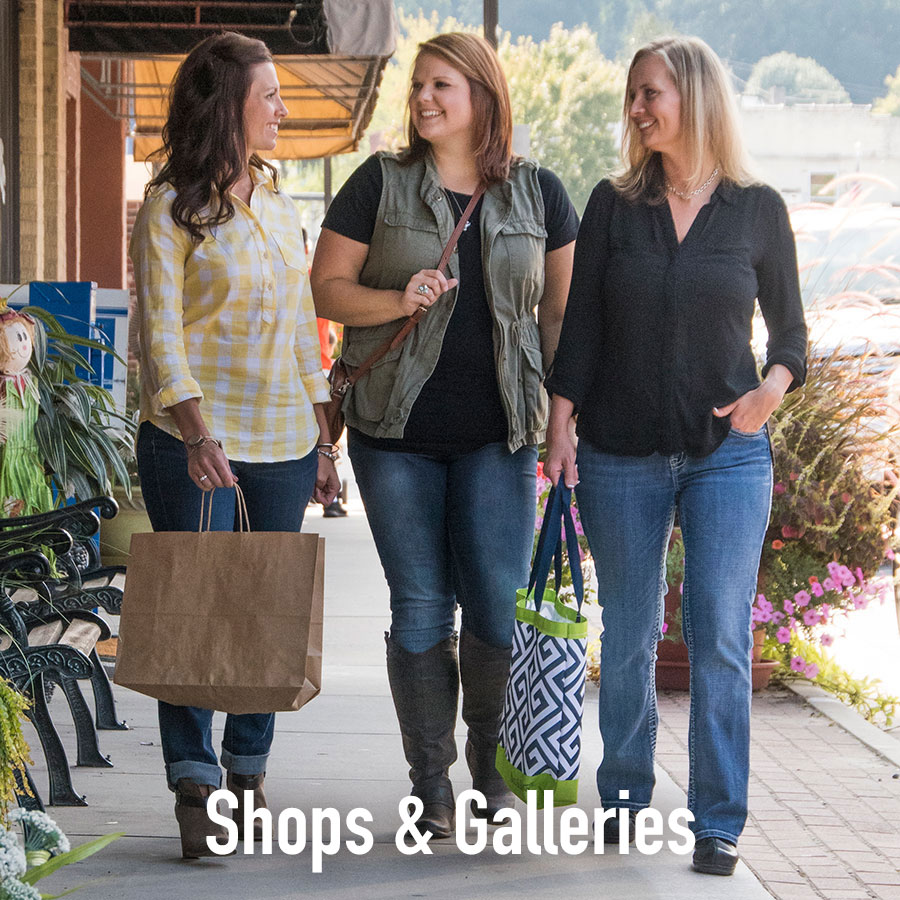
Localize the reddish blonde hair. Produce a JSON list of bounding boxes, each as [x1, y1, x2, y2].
[[402, 32, 514, 185]]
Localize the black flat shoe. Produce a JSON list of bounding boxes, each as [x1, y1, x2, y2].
[[692, 836, 739, 875], [601, 809, 637, 844]]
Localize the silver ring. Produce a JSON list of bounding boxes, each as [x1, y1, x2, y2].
[[416, 283, 430, 295], [199, 474, 209, 482]]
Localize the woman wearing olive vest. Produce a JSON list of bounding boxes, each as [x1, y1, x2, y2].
[[312, 32, 577, 837]]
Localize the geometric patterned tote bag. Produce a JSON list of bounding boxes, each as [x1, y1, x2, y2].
[[496, 484, 587, 808]]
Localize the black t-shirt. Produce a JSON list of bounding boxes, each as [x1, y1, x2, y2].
[[322, 154, 579, 455]]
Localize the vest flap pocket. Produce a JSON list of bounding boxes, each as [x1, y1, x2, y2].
[[341, 321, 406, 369], [500, 217, 547, 239], [383, 211, 440, 234]]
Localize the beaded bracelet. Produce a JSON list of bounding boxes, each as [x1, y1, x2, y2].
[[317, 443, 340, 461]]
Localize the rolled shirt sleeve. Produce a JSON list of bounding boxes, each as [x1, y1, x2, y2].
[[757, 190, 808, 392], [295, 273, 332, 405], [130, 194, 204, 414]]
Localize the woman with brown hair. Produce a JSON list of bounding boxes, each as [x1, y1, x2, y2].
[[312, 32, 577, 838], [130, 31, 339, 857]]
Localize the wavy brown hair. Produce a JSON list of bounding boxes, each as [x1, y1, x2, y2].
[[401, 32, 514, 185], [146, 31, 279, 243], [613, 35, 754, 204]]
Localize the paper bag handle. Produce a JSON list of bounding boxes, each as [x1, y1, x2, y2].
[[199, 485, 250, 533]]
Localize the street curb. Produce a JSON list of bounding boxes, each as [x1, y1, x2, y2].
[[786, 679, 900, 769]]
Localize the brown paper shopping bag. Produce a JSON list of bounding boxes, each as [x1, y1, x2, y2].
[[114, 488, 324, 714]]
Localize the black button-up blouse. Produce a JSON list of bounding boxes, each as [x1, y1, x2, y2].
[[545, 178, 808, 458]]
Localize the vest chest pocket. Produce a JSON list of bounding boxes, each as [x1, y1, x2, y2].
[[494, 219, 547, 314], [376, 212, 444, 287]]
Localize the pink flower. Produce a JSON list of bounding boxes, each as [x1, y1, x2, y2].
[[820, 633, 834, 647], [782, 524, 799, 539], [822, 577, 837, 592], [804, 663, 820, 679], [803, 608, 821, 626], [853, 595, 869, 610], [773, 482, 786, 494], [793, 590, 811, 608], [827, 561, 841, 577], [574, 519, 584, 536], [790, 656, 806, 672], [887, 548, 896, 560], [811, 582, 824, 597], [752, 608, 772, 623], [776, 627, 791, 643], [772, 611, 785, 623], [756, 594, 772, 613], [661, 622, 669, 634], [783, 599, 795, 615], [855, 567, 865, 585], [771, 539, 784, 550], [837, 566, 855, 587]]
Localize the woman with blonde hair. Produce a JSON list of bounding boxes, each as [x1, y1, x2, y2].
[[312, 32, 577, 838], [545, 36, 807, 874]]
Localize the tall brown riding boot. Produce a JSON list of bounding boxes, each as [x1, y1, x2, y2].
[[385, 633, 459, 839], [459, 629, 516, 824], [174, 779, 231, 859], [227, 771, 268, 841]]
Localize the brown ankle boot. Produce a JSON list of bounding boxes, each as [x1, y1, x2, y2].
[[174, 779, 231, 859], [226, 771, 268, 841]]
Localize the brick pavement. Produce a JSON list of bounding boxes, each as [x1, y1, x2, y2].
[[655, 689, 900, 900]]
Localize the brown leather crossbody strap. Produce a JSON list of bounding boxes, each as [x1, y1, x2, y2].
[[347, 185, 486, 387]]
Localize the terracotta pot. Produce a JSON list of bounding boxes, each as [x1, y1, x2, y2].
[[655, 583, 778, 692]]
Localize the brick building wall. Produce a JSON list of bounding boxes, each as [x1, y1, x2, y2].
[[17, 0, 68, 281]]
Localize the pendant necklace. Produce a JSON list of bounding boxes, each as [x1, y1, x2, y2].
[[444, 188, 472, 231]]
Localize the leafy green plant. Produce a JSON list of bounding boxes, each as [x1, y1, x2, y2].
[[769, 635, 899, 727], [0, 679, 31, 825], [23, 302, 136, 502]]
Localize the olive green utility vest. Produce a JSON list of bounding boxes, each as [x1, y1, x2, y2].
[[340, 151, 549, 453]]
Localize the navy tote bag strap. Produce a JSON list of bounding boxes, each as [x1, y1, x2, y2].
[[529, 485, 584, 615]]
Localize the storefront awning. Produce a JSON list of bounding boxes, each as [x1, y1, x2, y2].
[[67, 1, 395, 159]]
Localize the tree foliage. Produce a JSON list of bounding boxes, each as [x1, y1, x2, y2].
[[746, 52, 850, 104], [408, 2, 900, 104], [501, 24, 623, 213], [283, 13, 624, 217], [874, 65, 900, 115]]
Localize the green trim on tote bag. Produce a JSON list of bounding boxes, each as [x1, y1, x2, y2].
[[515, 587, 589, 640], [494, 743, 579, 808]]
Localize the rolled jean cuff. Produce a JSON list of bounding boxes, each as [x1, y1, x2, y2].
[[166, 761, 222, 792], [221, 748, 269, 776], [692, 827, 740, 845]]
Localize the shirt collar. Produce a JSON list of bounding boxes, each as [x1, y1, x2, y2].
[[713, 178, 738, 205]]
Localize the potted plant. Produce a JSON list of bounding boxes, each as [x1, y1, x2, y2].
[[657, 531, 779, 691], [753, 340, 900, 676], [22, 303, 136, 503], [98, 362, 151, 568]]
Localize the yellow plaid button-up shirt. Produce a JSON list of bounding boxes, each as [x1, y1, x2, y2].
[[130, 168, 330, 462]]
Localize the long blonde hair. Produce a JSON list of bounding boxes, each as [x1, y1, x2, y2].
[[613, 35, 754, 204]]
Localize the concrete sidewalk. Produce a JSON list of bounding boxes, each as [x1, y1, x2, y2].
[[24, 509, 775, 900]]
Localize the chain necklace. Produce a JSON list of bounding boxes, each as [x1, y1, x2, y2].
[[666, 167, 719, 201], [444, 188, 472, 231]]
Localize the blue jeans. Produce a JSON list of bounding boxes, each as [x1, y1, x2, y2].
[[136, 422, 318, 789], [574, 427, 773, 844], [348, 435, 538, 652]]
